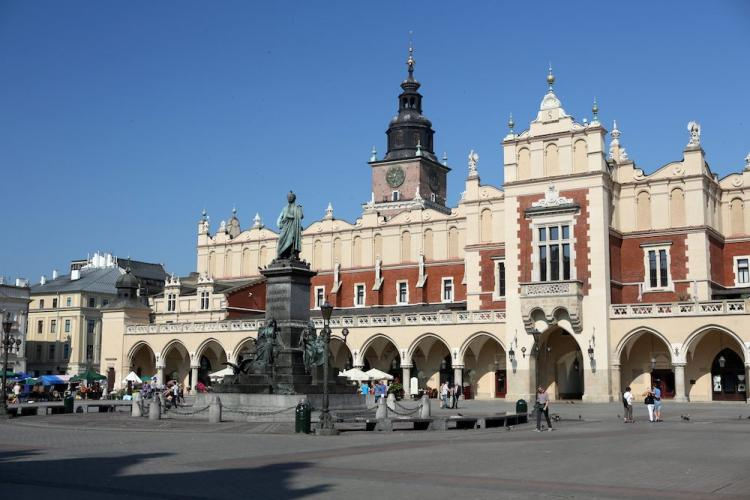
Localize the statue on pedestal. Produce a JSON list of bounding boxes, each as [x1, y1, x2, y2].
[[276, 191, 304, 260], [252, 319, 278, 372]]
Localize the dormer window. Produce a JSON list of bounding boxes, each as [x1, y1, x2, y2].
[[200, 291, 210, 310], [167, 294, 176, 312]]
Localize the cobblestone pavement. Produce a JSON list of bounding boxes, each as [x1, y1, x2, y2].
[[1, 400, 749, 499]]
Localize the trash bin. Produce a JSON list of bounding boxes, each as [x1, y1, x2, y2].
[[515, 399, 528, 415], [64, 395, 75, 414], [295, 400, 311, 434]]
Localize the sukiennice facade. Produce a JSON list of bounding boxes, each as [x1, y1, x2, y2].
[[101, 51, 750, 403]]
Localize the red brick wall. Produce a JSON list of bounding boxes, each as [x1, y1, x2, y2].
[[310, 262, 465, 308], [478, 248, 506, 310], [715, 239, 750, 287], [709, 237, 724, 285], [226, 281, 266, 318], [517, 189, 590, 294], [616, 234, 688, 303]]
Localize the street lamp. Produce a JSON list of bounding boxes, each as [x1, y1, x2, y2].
[[1, 312, 20, 417], [317, 301, 338, 435], [341, 327, 349, 345]]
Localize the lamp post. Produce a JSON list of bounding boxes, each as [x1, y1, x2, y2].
[[1, 312, 19, 417], [317, 301, 338, 435]]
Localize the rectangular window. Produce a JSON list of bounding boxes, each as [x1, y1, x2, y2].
[[63, 343, 70, 360], [397, 281, 408, 305], [86, 345, 94, 360], [736, 257, 750, 285], [87, 320, 96, 335], [88, 297, 96, 308], [64, 319, 71, 333], [537, 224, 572, 282], [37, 320, 43, 334], [354, 284, 366, 307], [66, 297, 72, 307], [200, 291, 210, 310], [39, 299, 45, 309], [314, 287, 325, 309], [496, 260, 506, 297], [48, 344, 56, 360], [50, 320, 57, 334], [642, 244, 672, 290], [102, 299, 109, 306], [52, 298, 58, 308], [442, 278, 454, 303], [167, 294, 176, 312], [392, 191, 400, 201]]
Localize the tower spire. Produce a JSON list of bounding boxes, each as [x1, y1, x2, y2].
[[407, 31, 415, 80], [547, 62, 555, 92]]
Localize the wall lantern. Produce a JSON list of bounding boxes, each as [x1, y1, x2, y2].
[[508, 346, 516, 363], [573, 359, 580, 372], [521, 346, 527, 358], [718, 355, 726, 368], [341, 327, 349, 345]]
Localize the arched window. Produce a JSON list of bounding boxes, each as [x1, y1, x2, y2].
[[544, 143, 559, 177], [208, 251, 216, 278], [313, 240, 322, 270], [448, 227, 459, 259], [423, 229, 433, 261], [352, 236, 362, 267], [518, 148, 531, 180], [258, 246, 267, 268], [401, 231, 411, 263], [242, 248, 251, 276], [332, 238, 341, 267], [224, 249, 232, 277], [730, 198, 745, 236], [480, 208, 492, 243], [373, 233, 383, 262], [670, 188, 686, 227], [573, 140, 587, 174], [636, 191, 651, 231]]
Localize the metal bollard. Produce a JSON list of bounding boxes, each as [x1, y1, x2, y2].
[[386, 393, 396, 412], [208, 396, 222, 424], [420, 394, 431, 418], [375, 397, 388, 419], [131, 393, 142, 417], [148, 397, 161, 420]]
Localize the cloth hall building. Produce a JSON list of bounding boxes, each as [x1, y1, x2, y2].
[[101, 55, 750, 403]]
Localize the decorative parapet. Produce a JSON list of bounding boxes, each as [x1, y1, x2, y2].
[[610, 300, 747, 318], [520, 280, 583, 334], [124, 310, 506, 335]]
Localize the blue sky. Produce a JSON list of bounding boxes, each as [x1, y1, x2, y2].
[[1, 1, 748, 281]]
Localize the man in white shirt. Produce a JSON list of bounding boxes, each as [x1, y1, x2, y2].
[[623, 386, 634, 423]]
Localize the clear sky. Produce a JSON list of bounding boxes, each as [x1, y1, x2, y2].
[[1, 1, 749, 282]]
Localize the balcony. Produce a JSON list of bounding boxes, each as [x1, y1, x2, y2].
[[610, 300, 747, 319], [519, 280, 583, 334]]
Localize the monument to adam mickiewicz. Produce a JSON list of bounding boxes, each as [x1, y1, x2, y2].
[[276, 191, 303, 260]]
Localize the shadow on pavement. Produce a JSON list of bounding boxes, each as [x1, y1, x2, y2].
[[0, 450, 330, 499]]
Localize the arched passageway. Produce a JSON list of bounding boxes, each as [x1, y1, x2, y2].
[[329, 338, 352, 373], [361, 335, 401, 378], [163, 341, 190, 387], [536, 327, 583, 400], [409, 335, 451, 392], [197, 340, 227, 386], [619, 330, 674, 398], [462, 334, 506, 399], [686, 329, 746, 402], [129, 343, 156, 380]]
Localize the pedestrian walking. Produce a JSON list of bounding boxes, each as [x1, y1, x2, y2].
[[644, 388, 655, 422], [535, 386, 553, 431], [172, 382, 180, 407], [452, 383, 461, 409], [652, 382, 662, 422], [622, 386, 634, 423], [440, 381, 449, 409]]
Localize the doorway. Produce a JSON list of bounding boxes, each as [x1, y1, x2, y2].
[[650, 369, 675, 399], [712, 348, 747, 401], [495, 369, 507, 398]]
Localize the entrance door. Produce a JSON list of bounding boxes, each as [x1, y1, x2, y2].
[[107, 367, 115, 392], [712, 349, 747, 401], [495, 370, 507, 398], [650, 369, 675, 399]]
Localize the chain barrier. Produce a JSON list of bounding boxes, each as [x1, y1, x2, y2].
[[221, 404, 298, 417], [167, 405, 210, 416]]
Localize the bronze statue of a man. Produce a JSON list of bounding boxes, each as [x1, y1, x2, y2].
[[276, 191, 303, 260]]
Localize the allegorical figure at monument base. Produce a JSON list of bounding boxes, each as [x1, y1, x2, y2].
[[276, 191, 303, 260]]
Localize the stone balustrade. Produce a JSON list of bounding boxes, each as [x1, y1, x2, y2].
[[124, 310, 507, 335], [610, 300, 747, 318]]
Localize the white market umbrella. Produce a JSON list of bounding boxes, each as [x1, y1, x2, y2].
[[209, 366, 234, 381], [339, 368, 371, 381], [365, 368, 394, 381], [122, 371, 143, 384]]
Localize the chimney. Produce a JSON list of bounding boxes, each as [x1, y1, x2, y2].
[[71, 269, 80, 281], [40, 275, 47, 285], [15, 278, 28, 287], [52, 269, 59, 280]]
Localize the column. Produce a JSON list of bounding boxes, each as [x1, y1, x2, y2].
[[745, 364, 750, 403], [453, 366, 463, 389], [401, 366, 411, 389], [673, 363, 687, 402], [191, 366, 200, 394], [610, 364, 621, 402], [156, 363, 165, 387]]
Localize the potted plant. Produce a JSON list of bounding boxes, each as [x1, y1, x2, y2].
[[388, 382, 404, 401]]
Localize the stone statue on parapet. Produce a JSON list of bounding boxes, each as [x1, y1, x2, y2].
[[276, 191, 304, 260], [252, 318, 278, 372]]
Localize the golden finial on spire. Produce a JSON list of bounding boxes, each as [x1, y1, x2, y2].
[[592, 97, 599, 122], [547, 62, 555, 91], [407, 30, 415, 77]]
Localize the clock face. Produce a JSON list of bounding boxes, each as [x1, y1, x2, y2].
[[428, 171, 440, 192], [386, 166, 405, 188]]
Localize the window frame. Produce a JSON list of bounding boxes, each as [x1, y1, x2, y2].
[[39, 299, 45, 309], [441, 277, 454, 303], [531, 214, 577, 283], [87, 319, 96, 335], [50, 319, 57, 334], [314, 286, 325, 309], [640, 242, 673, 292], [396, 280, 409, 305], [733, 255, 750, 287], [391, 191, 400, 202], [66, 296, 72, 307], [199, 291, 210, 310], [492, 258, 506, 300], [37, 320, 43, 334], [52, 298, 58, 308], [64, 319, 71, 333], [167, 294, 176, 312], [353, 283, 366, 308], [88, 297, 96, 308]]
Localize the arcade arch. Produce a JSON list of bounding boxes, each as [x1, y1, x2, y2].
[[684, 326, 746, 401], [329, 337, 353, 373], [129, 342, 156, 380], [408, 333, 452, 391], [460, 332, 506, 399], [536, 326, 584, 400], [617, 328, 674, 398], [196, 339, 228, 387], [162, 340, 190, 387], [360, 334, 400, 377]]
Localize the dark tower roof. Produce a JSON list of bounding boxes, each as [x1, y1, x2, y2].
[[115, 268, 140, 299], [384, 45, 436, 161]]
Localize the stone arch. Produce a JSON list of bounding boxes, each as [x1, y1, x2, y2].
[[423, 229, 433, 261], [544, 143, 559, 177], [242, 247, 252, 276], [352, 236, 362, 267], [400, 230, 411, 262], [407, 333, 453, 390], [232, 336, 258, 364], [195, 338, 228, 386], [480, 208, 492, 243], [162, 340, 190, 386], [616, 327, 675, 398], [332, 237, 342, 267], [670, 187, 686, 227], [224, 249, 233, 277], [517, 147, 531, 180], [573, 139, 587, 173], [458, 331, 506, 361], [447, 226, 459, 259], [208, 251, 216, 278], [730, 198, 744, 236], [329, 336, 353, 372], [683, 325, 747, 402], [536, 326, 584, 399], [259, 245, 268, 268], [128, 341, 156, 380], [636, 190, 651, 230], [313, 239, 322, 270], [359, 334, 400, 376], [683, 325, 745, 363], [459, 332, 507, 399], [373, 233, 382, 262], [615, 326, 675, 364]]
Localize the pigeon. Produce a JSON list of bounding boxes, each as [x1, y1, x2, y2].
[[681, 414, 690, 421], [617, 414, 621, 419], [578, 415, 582, 420]]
